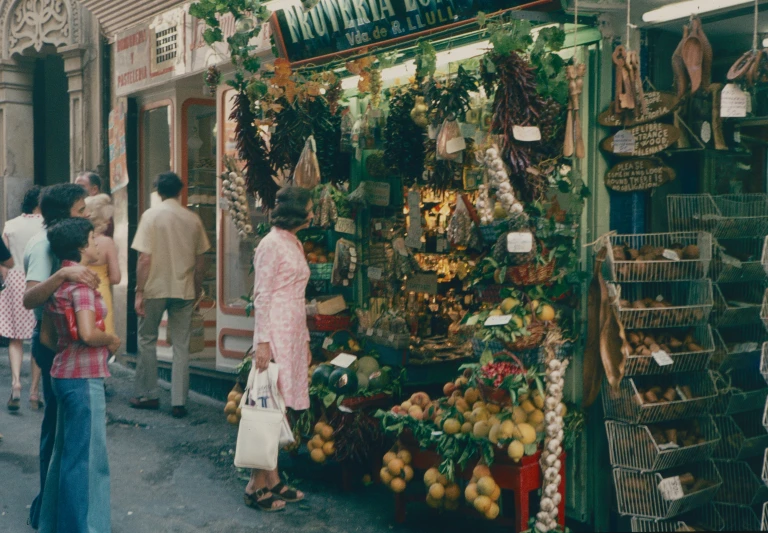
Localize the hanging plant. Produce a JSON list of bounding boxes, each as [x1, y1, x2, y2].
[[384, 87, 427, 184], [425, 66, 479, 124]]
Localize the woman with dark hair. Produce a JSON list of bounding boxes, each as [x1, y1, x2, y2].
[[245, 186, 313, 512], [1, 185, 44, 410]]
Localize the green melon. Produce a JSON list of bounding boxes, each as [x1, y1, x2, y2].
[[329, 367, 358, 394], [368, 369, 391, 390], [311, 365, 334, 388], [357, 356, 380, 376], [356, 372, 370, 391]]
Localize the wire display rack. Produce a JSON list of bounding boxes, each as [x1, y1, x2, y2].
[[711, 324, 768, 371], [602, 372, 718, 425], [712, 502, 761, 531], [630, 504, 724, 532], [763, 448, 768, 489], [606, 417, 720, 472], [713, 458, 768, 506], [713, 410, 768, 460], [624, 326, 715, 376], [608, 281, 713, 330], [712, 364, 768, 416], [762, 342, 768, 385], [668, 193, 768, 239], [763, 236, 768, 278], [763, 501, 768, 531], [604, 232, 713, 283], [712, 282, 766, 328], [613, 461, 722, 519], [763, 288, 768, 331], [712, 236, 768, 283]]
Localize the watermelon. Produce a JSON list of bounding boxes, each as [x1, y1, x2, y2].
[[311, 365, 334, 388], [357, 356, 380, 376], [356, 372, 370, 391], [368, 369, 391, 390], [329, 367, 358, 394]]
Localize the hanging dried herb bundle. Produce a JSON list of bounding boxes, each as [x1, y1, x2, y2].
[[425, 66, 479, 123], [537, 97, 567, 160], [384, 88, 426, 185], [231, 90, 278, 209]]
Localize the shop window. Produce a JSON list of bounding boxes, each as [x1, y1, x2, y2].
[[183, 100, 217, 300], [140, 102, 172, 212]]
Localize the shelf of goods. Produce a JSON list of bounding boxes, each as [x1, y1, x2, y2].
[[629, 503, 723, 532], [608, 280, 713, 330], [667, 193, 768, 240], [623, 326, 715, 376]]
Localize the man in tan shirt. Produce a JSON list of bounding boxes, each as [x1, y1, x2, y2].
[[130, 172, 210, 418]]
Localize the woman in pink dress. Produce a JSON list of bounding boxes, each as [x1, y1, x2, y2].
[[245, 187, 313, 512], [1, 186, 44, 411]]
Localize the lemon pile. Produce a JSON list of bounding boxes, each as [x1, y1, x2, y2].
[[308, 421, 336, 463]]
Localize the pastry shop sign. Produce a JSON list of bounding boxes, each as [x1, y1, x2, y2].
[[270, 0, 552, 64]]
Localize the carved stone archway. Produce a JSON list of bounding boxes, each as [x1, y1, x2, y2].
[[0, 0, 81, 59]]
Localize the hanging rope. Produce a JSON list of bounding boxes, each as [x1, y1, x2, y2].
[[753, 0, 759, 51], [626, 0, 631, 50]]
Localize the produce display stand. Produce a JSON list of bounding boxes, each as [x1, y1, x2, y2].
[[392, 439, 566, 533]]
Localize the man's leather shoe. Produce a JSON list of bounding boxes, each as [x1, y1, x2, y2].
[[129, 397, 159, 410], [171, 406, 187, 418]]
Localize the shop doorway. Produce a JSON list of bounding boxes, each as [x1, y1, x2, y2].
[[32, 54, 70, 186]]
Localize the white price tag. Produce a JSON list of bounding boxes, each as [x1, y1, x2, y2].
[[388, 334, 395, 342], [721, 253, 742, 268], [613, 129, 636, 154], [721, 83, 748, 118], [657, 441, 680, 451], [507, 232, 534, 253], [322, 337, 334, 349], [368, 267, 383, 280], [652, 350, 674, 366], [428, 125, 438, 140], [700, 121, 712, 143], [512, 125, 542, 142], [484, 315, 512, 326], [446, 136, 467, 154], [366, 328, 374, 336], [335, 217, 356, 235], [662, 249, 681, 261], [330, 352, 357, 368], [658, 476, 685, 501], [431, 431, 444, 437], [375, 222, 382, 231]]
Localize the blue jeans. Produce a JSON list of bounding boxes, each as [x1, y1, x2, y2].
[[29, 328, 57, 529], [39, 378, 111, 533]]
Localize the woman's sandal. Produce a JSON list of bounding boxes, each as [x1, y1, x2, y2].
[[29, 395, 43, 411], [7, 389, 20, 412], [270, 481, 304, 502], [244, 488, 286, 512]]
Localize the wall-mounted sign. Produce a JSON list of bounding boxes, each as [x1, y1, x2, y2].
[[598, 92, 679, 127], [108, 98, 129, 193], [600, 123, 680, 157], [604, 158, 676, 192], [270, 0, 552, 64]]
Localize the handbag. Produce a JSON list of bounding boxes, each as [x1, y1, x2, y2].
[[234, 362, 294, 470], [65, 308, 105, 341]]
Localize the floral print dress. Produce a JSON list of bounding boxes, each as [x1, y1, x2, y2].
[[252, 227, 311, 410]]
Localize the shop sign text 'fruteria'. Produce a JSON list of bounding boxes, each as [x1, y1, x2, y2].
[[271, 0, 543, 64]]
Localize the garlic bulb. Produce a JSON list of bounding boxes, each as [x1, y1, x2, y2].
[[482, 146, 524, 218], [220, 169, 253, 237], [475, 185, 494, 225]]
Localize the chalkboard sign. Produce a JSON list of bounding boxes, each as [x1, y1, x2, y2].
[[599, 92, 680, 127], [604, 158, 676, 192], [601, 123, 680, 157]]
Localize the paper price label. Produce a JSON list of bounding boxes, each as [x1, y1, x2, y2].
[[512, 125, 542, 142], [388, 334, 395, 342], [658, 476, 684, 501], [431, 431, 444, 437], [335, 217, 356, 235], [366, 328, 374, 336], [330, 353, 357, 368], [721, 253, 743, 268], [368, 267, 383, 280], [507, 232, 534, 253], [613, 129, 636, 154], [700, 121, 712, 143], [375, 222, 382, 231], [662, 249, 681, 261], [484, 315, 512, 326], [428, 125, 438, 140], [446, 136, 467, 154], [657, 441, 680, 451], [652, 350, 674, 366], [721, 83, 748, 118], [322, 337, 334, 349]]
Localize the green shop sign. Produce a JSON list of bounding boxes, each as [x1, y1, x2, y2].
[[270, 0, 551, 64]]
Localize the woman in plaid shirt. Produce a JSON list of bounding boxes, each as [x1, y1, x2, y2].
[[38, 218, 120, 533]]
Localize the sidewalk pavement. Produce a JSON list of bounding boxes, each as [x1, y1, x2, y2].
[[0, 347, 478, 533]]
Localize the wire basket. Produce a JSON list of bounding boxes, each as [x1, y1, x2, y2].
[[602, 372, 718, 425], [713, 458, 768, 506], [763, 448, 768, 489], [762, 343, 768, 385], [606, 417, 720, 472], [624, 326, 715, 376], [712, 364, 768, 416], [713, 410, 768, 460], [609, 281, 713, 330], [712, 237, 767, 283], [604, 232, 712, 282], [712, 503, 760, 531], [710, 324, 768, 371], [763, 288, 768, 331], [712, 282, 765, 328], [630, 504, 724, 532], [763, 236, 768, 279], [763, 501, 768, 531], [669, 194, 768, 239], [309, 262, 334, 280], [613, 461, 722, 519]]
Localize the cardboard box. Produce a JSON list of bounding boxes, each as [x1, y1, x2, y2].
[[314, 295, 346, 316]]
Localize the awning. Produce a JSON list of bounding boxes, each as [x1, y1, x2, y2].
[[80, 0, 185, 39]]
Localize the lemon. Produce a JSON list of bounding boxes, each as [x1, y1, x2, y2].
[[500, 297, 519, 314], [507, 440, 524, 462]]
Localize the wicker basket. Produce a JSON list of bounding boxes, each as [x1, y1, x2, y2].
[[505, 320, 547, 352], [477, 352, 527, 405], [506, 261, 556, 286]]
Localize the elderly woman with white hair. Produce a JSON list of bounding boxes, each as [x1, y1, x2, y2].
[[84, 194, 120, 335]]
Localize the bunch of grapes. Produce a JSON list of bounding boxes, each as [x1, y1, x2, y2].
[[204, 66, 221, 97]]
